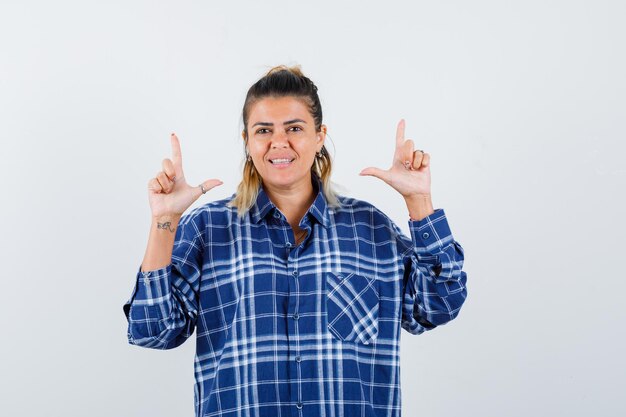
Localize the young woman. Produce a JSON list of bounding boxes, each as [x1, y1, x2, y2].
[[124, 65, 468, 417]]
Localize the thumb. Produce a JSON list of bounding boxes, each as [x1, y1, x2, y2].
[[359, 167, 390, 183], [193, 178, 223, 199]]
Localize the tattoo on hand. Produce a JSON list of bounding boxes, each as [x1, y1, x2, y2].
[[157, 221, 175, 233]]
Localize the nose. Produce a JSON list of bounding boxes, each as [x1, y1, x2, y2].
[[270, 130, 289, 149]]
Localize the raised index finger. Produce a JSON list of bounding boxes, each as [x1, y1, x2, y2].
[[171, 133, 183, 168], [395, 119, 406, 147]]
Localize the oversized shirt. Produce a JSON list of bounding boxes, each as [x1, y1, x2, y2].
[[123, 182, 468, 417]]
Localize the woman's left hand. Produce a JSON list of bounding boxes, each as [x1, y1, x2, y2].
[[360, 119, 431, 198]]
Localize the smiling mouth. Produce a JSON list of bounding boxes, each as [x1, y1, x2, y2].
[[269, 158, 295, 164]]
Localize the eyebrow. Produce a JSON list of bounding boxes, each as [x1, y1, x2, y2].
[[251, 119, 307, 128]]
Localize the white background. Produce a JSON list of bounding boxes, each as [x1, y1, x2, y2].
[[1, 1, 624, 416]]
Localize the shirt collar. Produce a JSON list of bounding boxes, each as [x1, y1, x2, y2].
[[250, 175, 331, 228]]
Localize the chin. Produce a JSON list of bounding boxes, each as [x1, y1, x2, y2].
[[262, 173, 309, 190]]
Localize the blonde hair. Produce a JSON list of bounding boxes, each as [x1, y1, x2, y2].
[[230, 65, 339, 217]]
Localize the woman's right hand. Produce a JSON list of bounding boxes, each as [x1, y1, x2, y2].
[[147, 133, 223, 218]]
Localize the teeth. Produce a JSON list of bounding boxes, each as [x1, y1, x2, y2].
[[271, 158, 292, 164]]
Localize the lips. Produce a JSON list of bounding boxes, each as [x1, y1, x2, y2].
[[269, 158, 295, 164]]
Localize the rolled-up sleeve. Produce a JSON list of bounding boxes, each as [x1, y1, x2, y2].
[[123, 214, 204, 349], [399, 208, 468, 335]]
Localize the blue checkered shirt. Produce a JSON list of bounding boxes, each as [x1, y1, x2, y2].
[[123, 181, 467, 417]]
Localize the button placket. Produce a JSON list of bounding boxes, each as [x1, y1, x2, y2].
[[286, 247, 303, 414]]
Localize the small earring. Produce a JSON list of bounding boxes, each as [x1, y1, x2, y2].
[[315, 151, 322, 158], [246, 152, 252, 162]]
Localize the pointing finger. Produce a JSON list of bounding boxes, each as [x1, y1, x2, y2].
[[395, 119, 406, 147], [171, 133, 183, 170]]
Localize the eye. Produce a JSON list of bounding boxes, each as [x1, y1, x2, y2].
[[288, 126, 303, 132], [256, 128, 270, 134]]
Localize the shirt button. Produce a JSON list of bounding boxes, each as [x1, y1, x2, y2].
[[293, 313, 300, 320], [296, 402, 303, 409], [422, 232, 430, 239], [273, 211, 281, 219], [292, 270, 298, 277], [295, 356, 301, 362], [286, 242, 292, 248]]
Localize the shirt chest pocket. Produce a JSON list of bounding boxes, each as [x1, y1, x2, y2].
[[326, 272, 379, 345]]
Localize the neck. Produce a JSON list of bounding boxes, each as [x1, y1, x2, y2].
[[264, 178, 317, 229]]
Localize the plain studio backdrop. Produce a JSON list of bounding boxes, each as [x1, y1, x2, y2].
[[1, 1, 624, 416]]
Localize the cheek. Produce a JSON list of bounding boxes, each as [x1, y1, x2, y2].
[[249, 142, 268, 156]]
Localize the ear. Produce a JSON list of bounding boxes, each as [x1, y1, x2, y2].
[[241, 130, 247, 141], [316, 124, 327, 151]]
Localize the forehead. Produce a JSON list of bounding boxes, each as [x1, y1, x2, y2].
[[248, 96, 312, 123]]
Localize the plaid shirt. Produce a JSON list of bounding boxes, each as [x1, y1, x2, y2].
[[123, 180, 467, 417]]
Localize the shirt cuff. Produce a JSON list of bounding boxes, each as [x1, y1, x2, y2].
[[123, 264, 173, 319], [408, 208, 454, 255]]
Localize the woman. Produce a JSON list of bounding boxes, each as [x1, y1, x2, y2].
[[123, 65, 467, 417]]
